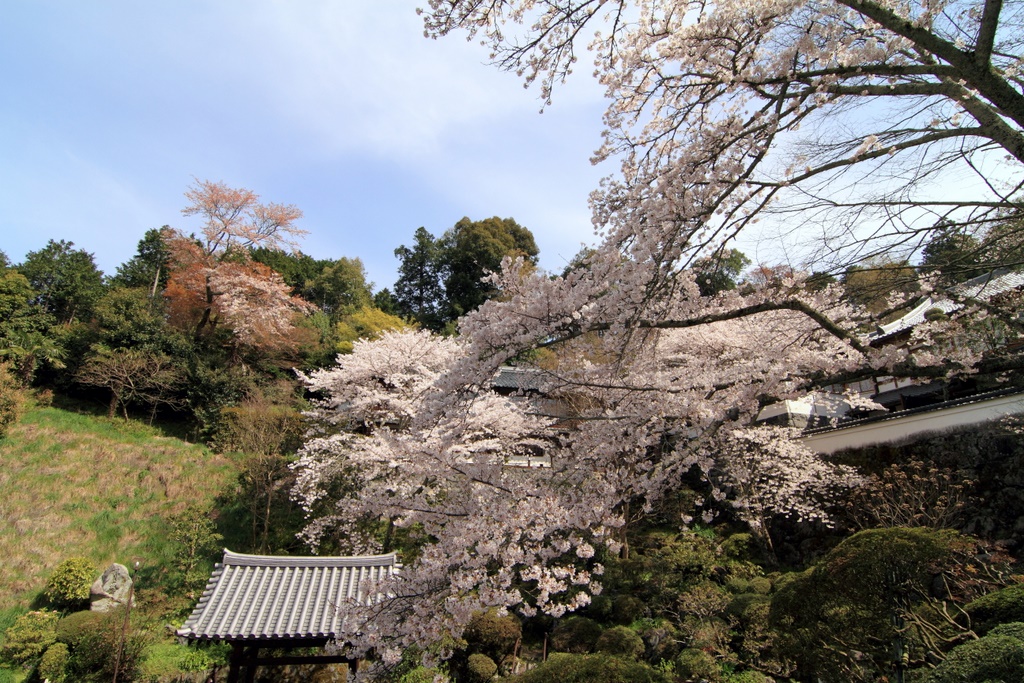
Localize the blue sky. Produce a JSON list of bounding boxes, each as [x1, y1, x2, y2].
[[0, 1, 609, 291]]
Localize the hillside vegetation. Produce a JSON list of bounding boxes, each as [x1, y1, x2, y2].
[[0, 403, 236, 621]]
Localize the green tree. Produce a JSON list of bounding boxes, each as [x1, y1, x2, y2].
[[693, 248, 751, 296], [17, 240, 105, 325], [373, 287, 400, 316], [335, 306, 411, 353], [842, 259, 919, 314], [440, 216, 539, 321], [250, 247, 327, 294], [302, 256, 374, 316], [921, 224, 988, 286], [110, 227, 171, 294], [90, 286, 183, 353], [168, 504, 224, 592], [770, 528, 1006, 681], [393, 227, 446, 330], [0, 328, 67, 386], [0, 267, 45, 335]]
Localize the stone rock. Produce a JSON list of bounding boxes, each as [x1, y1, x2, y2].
[[90, 563, 134, 612]]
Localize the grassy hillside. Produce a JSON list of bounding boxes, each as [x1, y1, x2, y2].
[[0, 404, 238, 620]]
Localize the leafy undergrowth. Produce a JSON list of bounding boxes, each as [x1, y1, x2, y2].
[[0, 405, 237, 614]]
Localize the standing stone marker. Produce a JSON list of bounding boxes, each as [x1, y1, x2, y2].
[[90, 563, 134, 612]]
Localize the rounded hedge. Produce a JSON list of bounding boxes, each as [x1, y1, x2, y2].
[[38, 642, 70, 683], [55, 610, 104, 650], [550, 616, 603, 654], [965, 583, 1024, 634], [44, 557, 95, 610], [512, 653, 669, 683], [923, 633, 1024, 683], [0, 610, 58, 669], [989, 621, 1024, 642], [594, 626, 645, 659], [464, 610, 522, 659], [466, 653, 498, 682]]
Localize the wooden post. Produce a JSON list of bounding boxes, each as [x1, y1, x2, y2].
[[226, 643, 245, 683], [244, 645, 259, 683]]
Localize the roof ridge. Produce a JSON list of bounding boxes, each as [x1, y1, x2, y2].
[[221, 549, 401, 568]]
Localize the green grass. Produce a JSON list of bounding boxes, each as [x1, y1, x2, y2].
[[0, 406, 239, 615]]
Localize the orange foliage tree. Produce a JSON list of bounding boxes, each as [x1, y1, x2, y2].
[[164, 180, 313, 350]]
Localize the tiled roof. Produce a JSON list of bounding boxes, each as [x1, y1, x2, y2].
[[873, 269, 1024, 340], [177, 550, 400, 642], [491, 366, 546, 392]]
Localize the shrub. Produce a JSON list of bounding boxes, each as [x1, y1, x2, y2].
[[675, 648, 722, 683], [922, 633, 1024, 682], [612, 595, 645, 624], [401, 666, 448, 683], [55, 610, 103, 650], [594, 626, 645, 659], [550, 616, 603, 654], [989, 621, 1024, 642], [726, 671, 771, 683], [62, 609, 149, 682], [725, 593, 771, 623], [464, 610, 522, 660], [212, 401, 304, 455], [0, 363, 23, 439], [748, 577, 772, 595], [466, 653, 497, 682], [965, 583, 1024, 634], [0, 610, 58, 669], [38, 642, 70, 683], [632, 619, 681, 664], [585, 595, 613, 620], [44, 557, 95, 610], [512, 653, 669, 683], [720, 533, 756, 561]]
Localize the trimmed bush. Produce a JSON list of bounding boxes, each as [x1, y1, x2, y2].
[[675, 648, 722, 683], [0, 610, 58, 669], [965, 583, 1024, 634], [512, 652, 669, 683], [466, 653, 498, 682], [464, 610, 522, 660], [594, 626, 645, 659], [38, 642, 70, 683], [60, 609, 149, 681], [55, 610, 103, 650], [583, 594, 613, 621], [923, 633, 1024, 682], [989, 621, 1024, 642], [550, 616, 603, 654], [400, 666, 448, 683], [44, 557, 95, 610], [726, 671, 771, 683], [725, 593, 770, 622], [748, 577, 772, 595], [612, 595, 645, 624]]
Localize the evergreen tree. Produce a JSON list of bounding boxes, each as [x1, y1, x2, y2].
[[393, 227, 445, 330]]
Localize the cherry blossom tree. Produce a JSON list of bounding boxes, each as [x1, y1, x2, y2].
[[291, 0, 1024, 664], [164, 180, 312, 349], [422, 0, 1023, 272]]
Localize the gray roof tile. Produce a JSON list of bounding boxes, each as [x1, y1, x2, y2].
[[177, 550, 400, 642]]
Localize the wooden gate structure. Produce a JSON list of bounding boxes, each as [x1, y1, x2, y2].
[[177, 550, 401, 683]]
